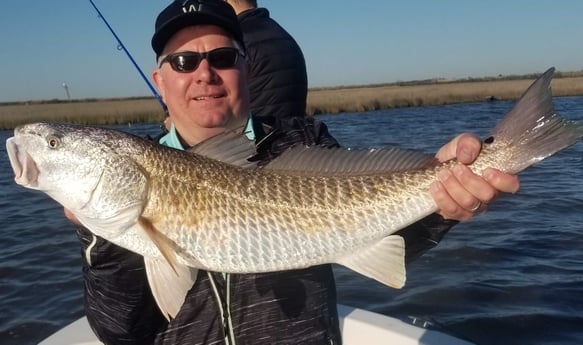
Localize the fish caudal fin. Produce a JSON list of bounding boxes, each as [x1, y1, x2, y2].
[[486, 67, 583, 174], [144, 257, 198, 320], [336, 235, 406, 288]]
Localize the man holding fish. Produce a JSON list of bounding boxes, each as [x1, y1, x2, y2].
[[66, 1, 518, 344]]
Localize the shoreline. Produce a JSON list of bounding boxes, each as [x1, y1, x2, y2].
[[306, 76, 583, 115], [1, 76, 582, 130]]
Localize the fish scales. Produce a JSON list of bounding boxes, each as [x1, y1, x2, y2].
[[133, 142, 432, 272]]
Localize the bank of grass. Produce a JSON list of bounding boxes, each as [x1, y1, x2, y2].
[[0, 98, 166, 130], [1, 73, 583, 130], [306, 75, 583, 115]]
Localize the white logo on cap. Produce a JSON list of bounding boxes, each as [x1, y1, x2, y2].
[[182, 3, 202, 13]]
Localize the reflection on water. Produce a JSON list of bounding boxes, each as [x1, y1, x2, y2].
[[1, 96, 583, 345]]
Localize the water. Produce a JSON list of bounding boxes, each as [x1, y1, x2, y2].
[[2, 97, 583, 345]]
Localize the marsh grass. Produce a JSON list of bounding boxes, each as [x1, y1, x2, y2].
[[1, 76, 582, 129], [0, 98, 166, 130], [307, 77, 583, 115]]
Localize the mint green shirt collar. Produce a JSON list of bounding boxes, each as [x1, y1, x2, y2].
[[158, 114, 255, 150]]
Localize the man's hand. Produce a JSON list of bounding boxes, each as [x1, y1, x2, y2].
[[431, 133, 520, 221]]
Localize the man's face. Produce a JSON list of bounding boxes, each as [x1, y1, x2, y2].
[[153, 25, 249, 146]]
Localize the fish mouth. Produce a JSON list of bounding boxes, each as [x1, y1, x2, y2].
[[6, 138, 39, 188]]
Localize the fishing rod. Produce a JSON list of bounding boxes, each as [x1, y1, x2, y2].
[[88, 0, 168, 115]]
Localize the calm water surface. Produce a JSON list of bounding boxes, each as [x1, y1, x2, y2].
[[1, 97, 583, 345]]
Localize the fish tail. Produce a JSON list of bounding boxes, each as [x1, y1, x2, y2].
[[487, 67, 583, 173]]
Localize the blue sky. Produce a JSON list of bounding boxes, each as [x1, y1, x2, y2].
[[1, 1, 582, 102]]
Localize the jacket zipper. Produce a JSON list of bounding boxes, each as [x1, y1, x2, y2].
[[207, 272, 236, 345]]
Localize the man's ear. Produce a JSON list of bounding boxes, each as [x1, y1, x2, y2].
[[152, 68, 166, 101]]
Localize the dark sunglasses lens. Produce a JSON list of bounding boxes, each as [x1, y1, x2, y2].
[[165, 49, 239, 72], [208, 49, 238, 69], [170, 54, 201, 72]]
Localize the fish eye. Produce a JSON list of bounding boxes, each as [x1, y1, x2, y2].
[[47, 136, 60, 149], [484, 136, 495, 144]]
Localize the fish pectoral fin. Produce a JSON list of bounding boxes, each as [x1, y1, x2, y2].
[[336, 235, 406, 288], [138, 216, 179, 273], [144, 256, 198, 320]]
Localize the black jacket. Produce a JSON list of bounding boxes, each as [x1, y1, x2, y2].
[[78, 116, 456, 345], [238, 8, 308, 122]]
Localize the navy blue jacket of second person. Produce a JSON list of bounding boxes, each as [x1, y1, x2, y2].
[[238, 8, 308, 122]]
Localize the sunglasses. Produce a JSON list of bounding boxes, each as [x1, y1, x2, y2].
[[159, 47, 243, 73]]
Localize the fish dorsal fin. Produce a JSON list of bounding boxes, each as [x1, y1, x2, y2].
[[144, 257, 198, 320], [188, 125, 257, 169], [336, 235, 406, 288], [264, 145, 437, 174]]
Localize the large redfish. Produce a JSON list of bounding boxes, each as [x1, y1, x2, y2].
[[6, 68, 582, 319]]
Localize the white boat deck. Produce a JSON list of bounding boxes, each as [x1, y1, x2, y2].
[[40, 304, 474, 345]]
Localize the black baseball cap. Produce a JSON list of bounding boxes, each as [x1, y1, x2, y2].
[[151, 0, 244, 58]]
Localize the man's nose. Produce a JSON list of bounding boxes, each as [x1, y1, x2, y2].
[[194, 59, 218, 83]]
